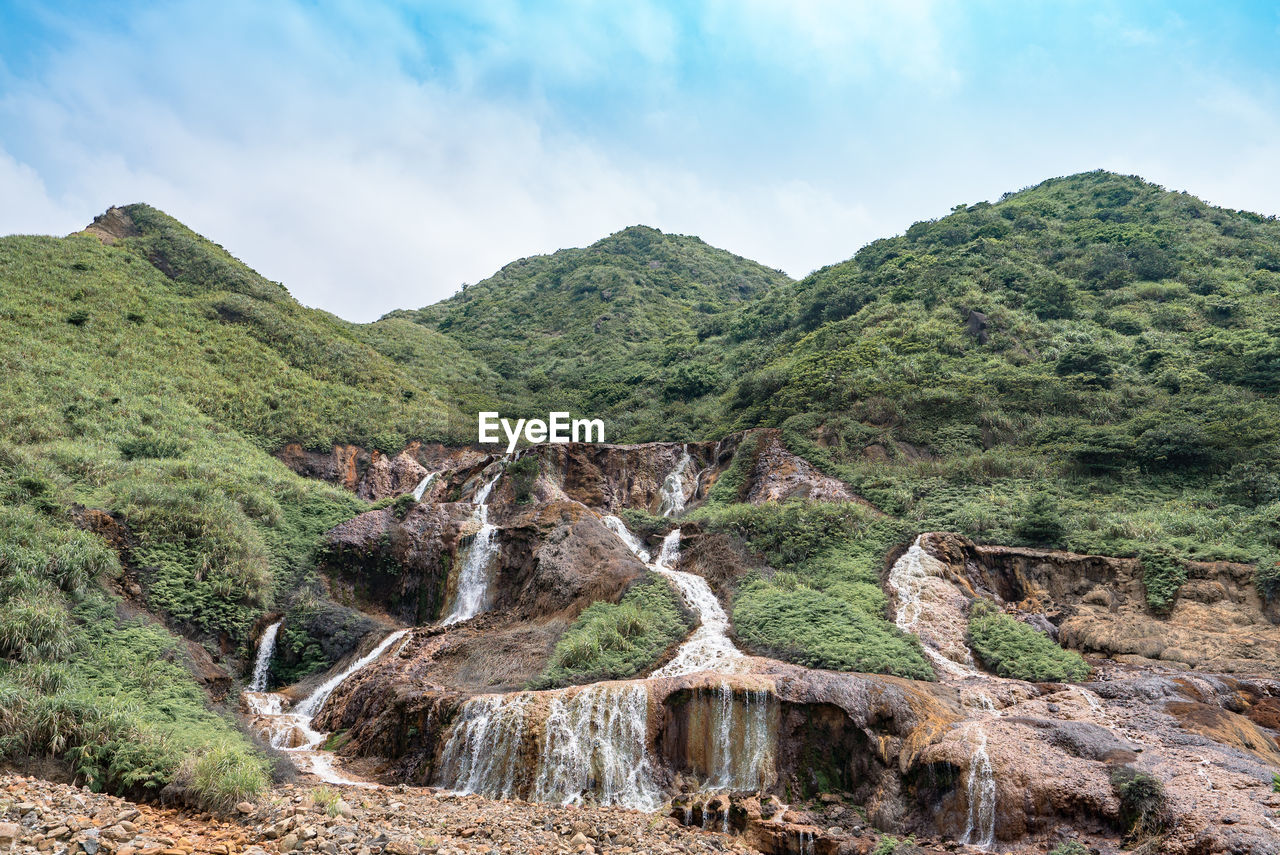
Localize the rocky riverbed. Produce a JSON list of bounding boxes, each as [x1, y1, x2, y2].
[[0, 773, 997, 855]]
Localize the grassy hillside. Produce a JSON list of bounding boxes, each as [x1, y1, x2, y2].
[[720, 172, 1279, 595], [392, 225, 791, 440], [0, 205, 495, 807]]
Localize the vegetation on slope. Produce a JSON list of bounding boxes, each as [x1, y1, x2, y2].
[[393, 225, 792, 440], [719, 172, 1280, 596], [967, 600, 1090, 682], [531, 574, 693, 688], [0, 206, 491, 805], [689, 500, 933, 680]]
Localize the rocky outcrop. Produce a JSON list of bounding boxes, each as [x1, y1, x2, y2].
[[742, 431, 859, 505], [82, 206, 140, 244], [277, 441, 488, 500], [922, 533, 1280, 676]]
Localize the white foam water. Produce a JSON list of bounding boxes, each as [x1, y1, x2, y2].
[[959, 725, 997, 849], [412, 471, 437, 501], [242, 627, 409, 786], [532, 683, 662, 810], [442, 468, 503, 625], [249, 619, 282, 692], [601, 519, 745, 678], [658, 446, 692, 517], [438, 693, 532, 800]]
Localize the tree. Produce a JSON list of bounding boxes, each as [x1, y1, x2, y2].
[[1015, 491, 1064, 546]]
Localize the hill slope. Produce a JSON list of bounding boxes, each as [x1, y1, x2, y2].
[[0, 204, 497, 806], [719, 171, 1280, 573], [391, 225, 792, 440]]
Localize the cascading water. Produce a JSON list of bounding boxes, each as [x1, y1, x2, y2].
[[249, 619, 282, 692], [532, 683, 663, 810], [436, 683, 663, 809], [650, 530, 746, 678], [959, 725, 997, 849], [602, 518, 745, 678], [437, 693, 532, 800], [700, 683, 775, 791], [887, 535, 979, 678], [658, 446, 692, 517], [412, 471, 437, 501], [442, 468, 503, 625], [888, 536, 1001, 848], [243, 628, 410, 786]]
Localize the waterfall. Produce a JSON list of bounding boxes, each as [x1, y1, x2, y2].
[[651, 530, 745, 678], [241, 627, 409, 786], [442, 467, 503, 625], [438, 693, 532, 800], [249, 619, 282, 692], [294, 628, 411, 718], [658, 446, 692, 517], [959, 725, 997, 849], [412, 471, 437, 501], [602, 518, 745, 678], [532, 683, 662, 810], [602, 515, 651, 564], [700, 683, 775, 791], [886, 535, 979, 678]]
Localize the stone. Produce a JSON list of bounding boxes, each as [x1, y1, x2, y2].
[[0, 823, 18, 844], [236, 803, 255, 816], [279, 833, 300, 852], [383, 838, 417, 855]]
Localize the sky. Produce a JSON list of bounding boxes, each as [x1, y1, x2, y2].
[[1, 1, 1279, 322]]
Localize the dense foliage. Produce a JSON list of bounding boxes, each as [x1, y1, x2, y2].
[[967, 600, 1090, 682], [689, 499, 933, 679], [531, 574, 693, 688], [393, 225, 791, 441]]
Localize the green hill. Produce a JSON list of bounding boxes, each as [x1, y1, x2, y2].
[[0, 204, 496, 807], [719, 171, 1279, 571], [391, 225, 792, 439]]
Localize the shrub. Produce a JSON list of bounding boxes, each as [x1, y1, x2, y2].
[[183, 741, 269, 813], [733, 580, 934, 680], [1014, 490, 1064, 546], [1110, 766, 1169, 839], [508, 455, 540, 504], [532, 574, 693, 688], [1050, 842, 1089, 855], [967, 600, 1090, 682], [390, 493, 416, 521], [1256, 557, 1280, 603], [1136, 548, 1186, 614]]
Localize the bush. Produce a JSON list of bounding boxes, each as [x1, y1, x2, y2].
[[1136, 548, 1186, 614], [733, 580, 934, 680], [183, 740, 269, 813], [967, 600, 1090, 682], [508, 455, 540, 504], [1110, 766, 1169, 839], [1050, 842, 1089, 855], [532, 574, 693, 688], [1256, 557, 1280, 603], [1014, 490, 1064, 546]]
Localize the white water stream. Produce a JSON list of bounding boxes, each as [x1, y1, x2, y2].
[[657, 446, 692, 517], [442, 468, 503, 625], [249, 619, 282, 692], [887, 535, 997, 849], [602, 518, 745, 678], [411, 471, 438, 501], [243, 628, 410, 786]]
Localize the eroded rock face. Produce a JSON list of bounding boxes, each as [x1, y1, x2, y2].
[[743, 430, 859, 505], [923, 533, 1280, 676], [278, 441, 488, 500]]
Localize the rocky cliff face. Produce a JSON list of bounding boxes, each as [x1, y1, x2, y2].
[[253, 436, 1280, 855]]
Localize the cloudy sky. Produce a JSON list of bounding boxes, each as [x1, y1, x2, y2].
[[1, 1, 1278, 321]]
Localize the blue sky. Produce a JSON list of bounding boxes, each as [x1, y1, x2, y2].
[[1, 1, 1278, 321]]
